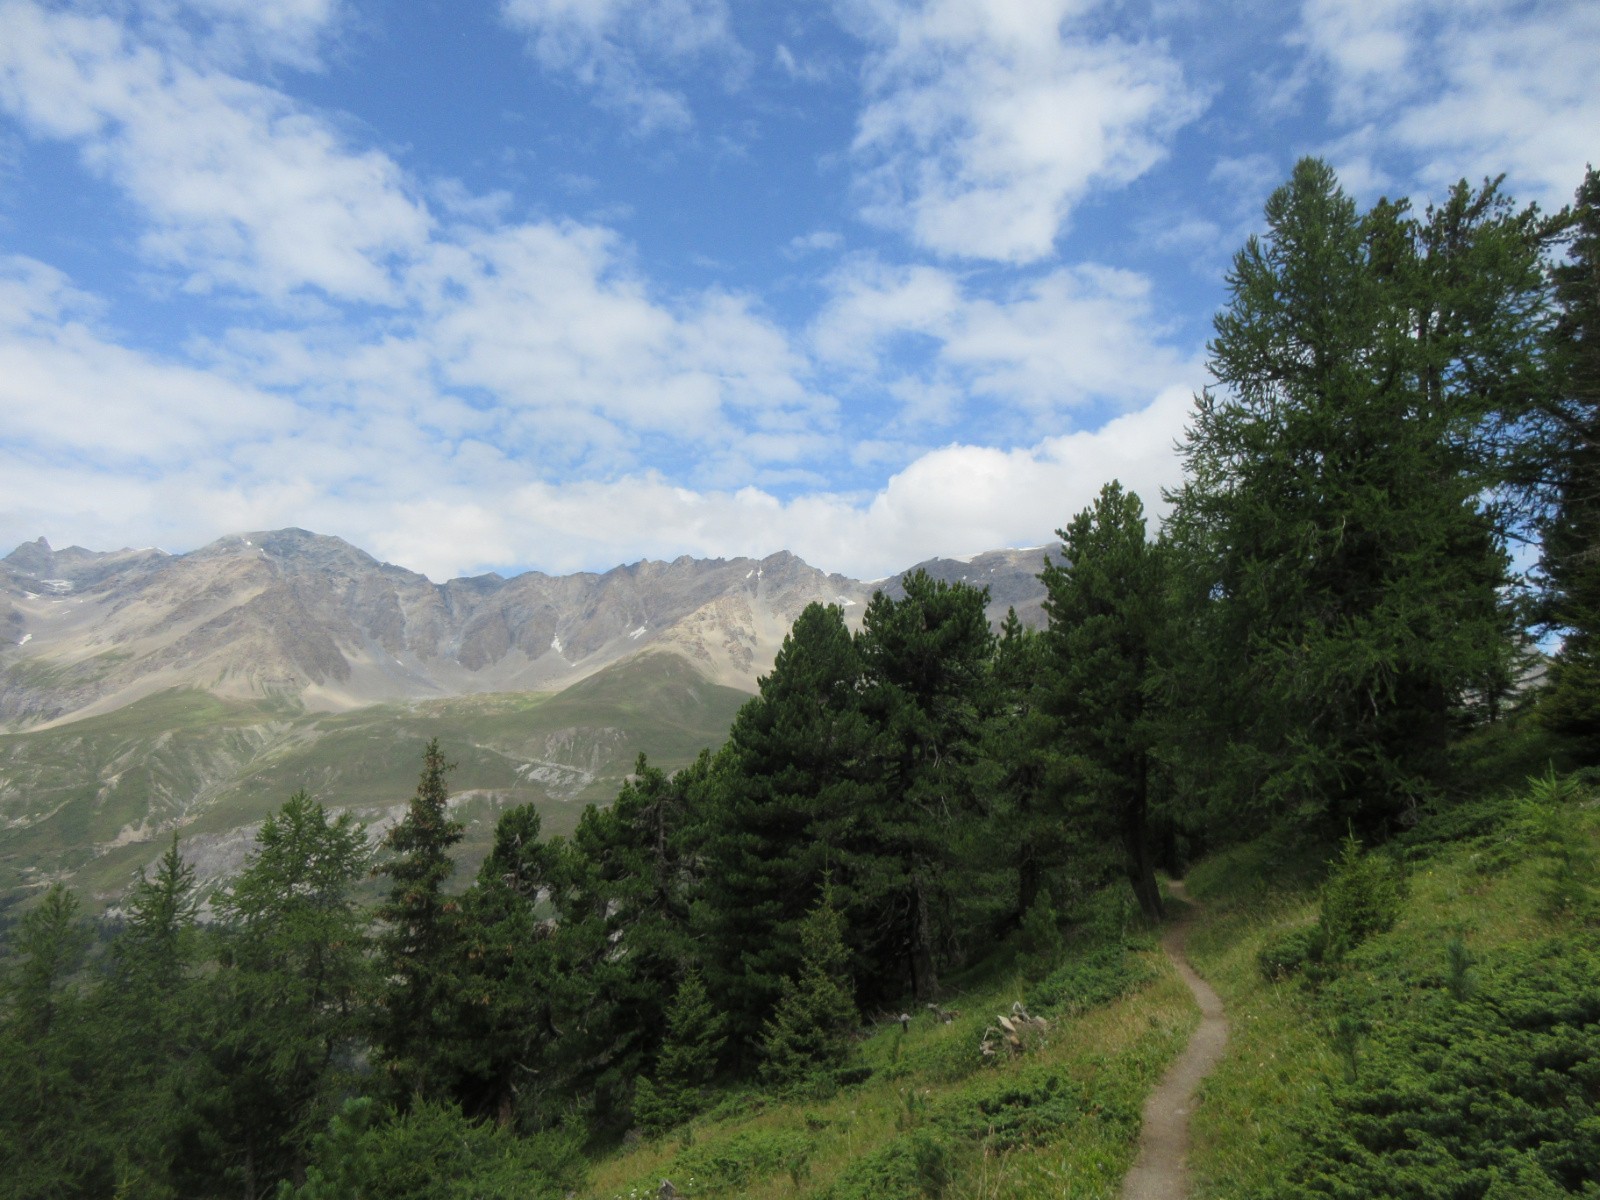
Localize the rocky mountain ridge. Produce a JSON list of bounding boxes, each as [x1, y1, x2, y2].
[[1, 529, 1055, 731]]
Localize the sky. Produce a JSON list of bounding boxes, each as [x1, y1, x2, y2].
[[0, 0, 1595, 582]]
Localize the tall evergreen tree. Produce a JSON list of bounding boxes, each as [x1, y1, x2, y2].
[[1041, 482, 1169, 922], [758, 883, 858, 1091], [697, 602, 877, 1049], [455, 803, 560, 1128], [209, 791, 372, 1193], [1168, 158, 1553, 832], [545, 752, 708, 1130], [374, 739, 464, 1106], [856, 571, 994, 1000], [1540, 167, 1600, 754]]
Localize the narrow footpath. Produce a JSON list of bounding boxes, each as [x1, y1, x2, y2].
[[1119, 879, 1229, 1200]]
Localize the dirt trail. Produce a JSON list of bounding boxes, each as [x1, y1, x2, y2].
[[1119, 879, 1229, 1200]]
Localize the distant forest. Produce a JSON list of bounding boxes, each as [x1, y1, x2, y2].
[[3, 157, 1598, 1198]]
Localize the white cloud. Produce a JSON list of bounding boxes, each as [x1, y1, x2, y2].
[[1299, 0, 1600, 209], [501, 0, 741, 133], [364, 383, 1196, 580], [813, 257, 1197, 426], [150, 0, 343, 69], [0, 0, 431, 302], [844, 0, 1204, 262], [0, 256, 293, 464]]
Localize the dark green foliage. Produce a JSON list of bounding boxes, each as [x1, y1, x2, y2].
[[454, 802, 559, 1127], [1016, 897, 1063, 978], [544, 751, 710, 1129], [979, 610, 1082, 936], [1025, 942, 1154, 1018], [698, 603, 877, 1050], [825, 1128, 955, 1200], [1041, 481, 1170, 921], [1540, 168, 1600, 757], [1318, 835, 1405, 961], [281, 1096, 582, 1200], [856, 571, 994, 1001], [4, 883, 88, 1040], [1274, 939, 1600, 1200], [373, 738, 465, 1106], [1169, 158, 1553, 834], [760, 886, 860, 1091], [209, 790, 373, 1189], [635, 967, 727, 1136]]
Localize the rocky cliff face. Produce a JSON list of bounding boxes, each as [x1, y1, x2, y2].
[[0, 530, 1053, 730]]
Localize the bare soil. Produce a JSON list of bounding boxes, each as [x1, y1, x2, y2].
[[1119, 879, 1229, 1200]]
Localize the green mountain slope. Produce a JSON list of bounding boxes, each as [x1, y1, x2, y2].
[[0, 651, 748, 909]]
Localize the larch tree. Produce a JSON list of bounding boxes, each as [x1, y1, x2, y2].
[[1168, 158, 1553, 833]]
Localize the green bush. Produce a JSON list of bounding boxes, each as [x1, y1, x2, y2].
[[279, 1098, 582, 1200], [675, 1128, 813, 1194], [1273, 939, 1600, 1199], [1026, 942, 1153, 1017], [1256, 924, 1325, 981], [824, 1128, 954, 1200], [1318, 835, 1404, 962]]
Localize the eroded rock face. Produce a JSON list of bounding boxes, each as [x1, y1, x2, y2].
[[0, 530, 1052, 729]]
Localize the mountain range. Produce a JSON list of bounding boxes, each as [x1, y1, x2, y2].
[[0, 529, 1053, 909], [1, 528, 1053, 730]]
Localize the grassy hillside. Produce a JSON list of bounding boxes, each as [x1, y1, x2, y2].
[[578, 886, 1195, 1200], [1182, 775, 1600, 1198], [0, 651, 750, 908], [568, 767, 1600, 1200]]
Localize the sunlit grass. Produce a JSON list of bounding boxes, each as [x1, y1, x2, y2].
[[581, 939, 1199, 1200]]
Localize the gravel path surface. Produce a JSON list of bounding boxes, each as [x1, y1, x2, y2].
[[1119, 880, 1229, 1200]]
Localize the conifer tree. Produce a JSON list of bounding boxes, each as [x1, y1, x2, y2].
[[1540, 167, 1600, 754], [374, 738, 464, 1105], [759, 885, 858, 1090], [1041, 481, 1169, 921], [545, 752, 707, 1129], [856, 571, 993, 1000], [210, 791, 372, 1189], [1169, 158, 1552, 832], [697, 602, 876, 1049], [634, 967, 726, 1136], [455, 803, 560, 1128]]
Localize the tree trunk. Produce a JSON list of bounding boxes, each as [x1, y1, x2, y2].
[[909, 876, 939, 1000], [1123, 755, 1164, 923]]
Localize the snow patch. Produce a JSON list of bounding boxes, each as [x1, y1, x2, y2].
[[550, 635, 564, 654], [745, 569, 754, 579], [16, 633, 31, 646], [834, 595, 857, 607], [39, 579, 72, 593], [628, 626, 647, 639]]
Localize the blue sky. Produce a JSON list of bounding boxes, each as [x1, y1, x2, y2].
[[0, 0, 1594, 581]]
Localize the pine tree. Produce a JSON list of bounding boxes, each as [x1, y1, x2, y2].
[[857, 571, 994, 1000], [210, 791, 372, 1189], [1540, 167, 1600, 754], [374, 739, 464, 1106], [1041, 481, 1169, 921], [1169, 158, 1553, 832], [759, 885, 858, 1091], [634, 967, 726, 1136], [697, 602, 876, 1050], [455, 803, 560, 1128], [544, 752, 708, 1130]]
